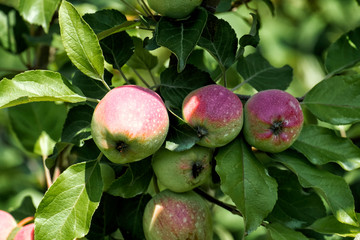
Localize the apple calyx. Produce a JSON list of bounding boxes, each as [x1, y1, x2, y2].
[[116, 141, 128, 153], [270, 120, 283, 136], [192, 161, 205, 179]]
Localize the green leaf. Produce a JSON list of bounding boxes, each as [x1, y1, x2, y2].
[[59, 1, 104, 81], [0, 70, 86, 109], [215, 137, 278, 233], [83, 9, 135, 69], [0, 5, 29, 53], [303, 74, 360, 125], [35, 160, 103, 240], [126, 37, 158, 70], [272, 151, 358, 226], [10, 196, 36, 221], [107, 158, 153, 198], [292, 125, 360, 171], [159, 64, 214, 111], [18, 0, 60, 33], [267, 168, 326, 228], [198, 13, 237, 69], [61, 105, 93, 147], [165, 121, 200, 152], [8, 102, 67, 155], [325, 26, 360, 75], [309, 214, 360, 237], [71, 71, 108, 102], [239, 13, 260, 52], [117, 194, 151, 240], [236, 51, 293, 91], [156, 7, 208, 72], [267, 222, 309, 240]]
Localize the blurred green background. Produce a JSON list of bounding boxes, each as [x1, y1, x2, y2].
[[0, 0, 360, 239]]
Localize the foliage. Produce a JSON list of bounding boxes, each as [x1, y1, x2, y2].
[[0, 0, 360, 239]]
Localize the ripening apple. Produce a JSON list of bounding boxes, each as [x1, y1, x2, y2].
[[0, 210, 17, 240], [14, 223, 34, 240], [152, 146, 213, 192], [182, 84, 243, 148], [243, 89, 304, 153], [143, 190, 212, 240], [91, 85, 169, 164], [147, 0, 202, 19]]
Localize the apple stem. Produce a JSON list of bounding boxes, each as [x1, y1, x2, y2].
[[17, 216, 34, 227]]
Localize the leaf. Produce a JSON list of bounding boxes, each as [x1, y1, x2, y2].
[[292, 125, 360, 171], [156, 7, 208, 72], [267, 168, 326, 228], [107, 158, 153, 198], [165, 121, 200, 152], [271, 151, 358, 226], [267, 222, 309, 240], [61, 105, 93, 147], [59, 1, 104, 81], [0, 5, 29, 53], [159, 64, 214, 111], [18, 0, 60, 32], [236, 51, 293, 91], [239, 13, 260, 51], [35, 160, 103, 240], [71, 71, 108, 102], [325, 26, 360, 75], [116, 194, 151, 240], [308, 214, 360, 237], [303, 74, 360, 125], [198, 13, 238, 69], [126, 37, 158, 70], [83, 9, 135, 69], [215, 137, 278, 233], [0, 70, 86, 109], [10, 196, 37, 221], [8, 102, 67, 155]]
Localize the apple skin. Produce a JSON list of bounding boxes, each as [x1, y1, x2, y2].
[[147, 0, 202, 19], [91, 85, 169, 164], [13, 223, 34, 240], [243, 89, 304, 153], [182, 84, 243, 148], [0, 210, 17, 240], [152, 146, 213, 192], [143, 190, 212, 240]]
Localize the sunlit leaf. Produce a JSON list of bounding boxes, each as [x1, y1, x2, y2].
[[267, 222, 309, 240]]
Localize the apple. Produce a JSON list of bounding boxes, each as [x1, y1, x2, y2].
[[152, 146, 213, 192], [14, 223, 34, 240], [0, 210, 17, 240], [91, 85, 169, 164], [182, 84, 243, 148], [243, 89, 304, 153], [143, 190, 212, 240], [147, 0, 202, 19]]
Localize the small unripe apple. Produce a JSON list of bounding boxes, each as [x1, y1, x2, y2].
[[182, 84, 243, 148], [143, 190, 212, 240], [152, 146, 213, 192], [14, 223, 34, 240], [147, 0, 202, 19], [0, 210, 17, 240], [243, 89, 304, 153], [91, 85, 169, 164]]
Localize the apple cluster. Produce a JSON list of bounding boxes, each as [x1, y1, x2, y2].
[[0, 210, 34, 240], [91, 84, 303, 239]]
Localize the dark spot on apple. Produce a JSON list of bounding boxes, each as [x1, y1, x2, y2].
[[116, 141, 128, 153], [192, 161, 204, 179], [196, 126, 208, 139], [270, 120, 283, 135]]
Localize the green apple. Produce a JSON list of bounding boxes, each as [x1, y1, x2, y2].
[[152, 146, 213, 192], [0, 210, 17, 240], [182, 84, 243, 148], [91, 85, 169, 164], [243, 89, 304, 153], [147, 0, 202, 19], [143, 190, 212, 240]]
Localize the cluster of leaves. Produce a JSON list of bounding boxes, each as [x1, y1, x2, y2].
[[1, 0, 360, 239]]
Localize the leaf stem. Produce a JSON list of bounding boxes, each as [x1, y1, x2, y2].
[[131, 68, 151, 88], [86, 97, 100, 103], [42, 155, 53, 189], [101, 77, 111, 91]]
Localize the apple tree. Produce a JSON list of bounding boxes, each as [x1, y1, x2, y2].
[[0, 0, 360, 239]]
